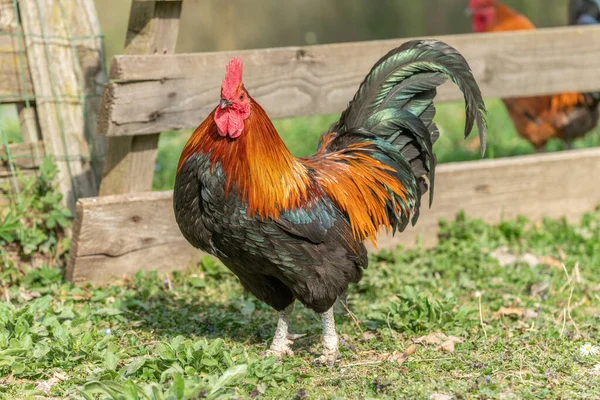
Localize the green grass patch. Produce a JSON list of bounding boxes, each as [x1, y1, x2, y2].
[[0, 158, 71, 263], [1, 203, 600, 397], [0, 116, 22, 145]]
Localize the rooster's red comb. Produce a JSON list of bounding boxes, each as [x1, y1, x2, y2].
[[221, 57, 243, 99], [468, 0, 495, 7]]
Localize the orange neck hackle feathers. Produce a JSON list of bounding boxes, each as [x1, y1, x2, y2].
[[178, 100, 312, 221]]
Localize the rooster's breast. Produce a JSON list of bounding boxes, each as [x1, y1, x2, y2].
[[173, 154, 225, 254]]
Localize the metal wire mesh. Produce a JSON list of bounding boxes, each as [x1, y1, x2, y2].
[[0, 0, 106, 207]]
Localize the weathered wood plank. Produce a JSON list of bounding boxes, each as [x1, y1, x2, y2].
[[0, 141, 45, 173], [66, 191, 202, 283], [65, 0, 109, 182], [16, 103, 41, 143], [123, 1, 182, 55], [98, 25, 600, 136], [0, 0, 34, 103], [99, 0, 182, 195], [127, 1, 182, 193], [19, 0, 98, 210], [67, 148, 600, 284]]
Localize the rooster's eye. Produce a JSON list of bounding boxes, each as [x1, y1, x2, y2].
[[239, 94, 244, 100]]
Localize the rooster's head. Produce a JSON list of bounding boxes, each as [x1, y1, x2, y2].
[[214, 58, 251, 139], [466, 0, 497, 32]]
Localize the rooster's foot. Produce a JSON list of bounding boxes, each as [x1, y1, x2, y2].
[[264, 304, 296, 358], [265, 338, 295, 358], [315, 347, 340, 366]]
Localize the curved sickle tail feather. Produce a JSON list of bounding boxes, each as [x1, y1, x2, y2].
[[322, 39, 487, 235]]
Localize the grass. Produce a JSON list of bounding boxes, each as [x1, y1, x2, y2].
[[152, 99, 600, 191], [0, 114, 22, 146], [1, 206, 600, 398]]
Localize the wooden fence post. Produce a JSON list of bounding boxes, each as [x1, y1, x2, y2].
[[99, 0, 183, 196], [18, 0, 105, 211], [0, 0, 34, 103]]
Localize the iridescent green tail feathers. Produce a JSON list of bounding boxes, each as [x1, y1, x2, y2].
[[324, 39, 487, 231]]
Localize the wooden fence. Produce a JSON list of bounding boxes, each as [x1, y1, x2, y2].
[[66, 0, 600, 283], [0, 0, 106, 210]]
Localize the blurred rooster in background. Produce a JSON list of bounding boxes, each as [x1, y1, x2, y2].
[[569, 0, 600, 25], [174, 40, 486, 364], [468, 0, 600, 150]]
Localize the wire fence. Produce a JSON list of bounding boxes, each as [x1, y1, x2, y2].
[[0, 0, 107, 208]]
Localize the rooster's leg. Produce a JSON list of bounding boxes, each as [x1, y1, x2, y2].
[[316, 306, 340, 365], [565, 140, 573, 151], [266, 303, 295, 358]]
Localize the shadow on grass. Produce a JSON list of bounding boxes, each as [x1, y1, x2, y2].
[[114, 270, 323, 348], [118, 289, 265, 344]]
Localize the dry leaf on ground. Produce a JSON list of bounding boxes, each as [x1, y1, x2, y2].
[[35, 372, 66, 395], [0, 375, 13, 386], [70, 292, 92, 301], [490, 246, 539, 267], [538, 256, 563, 269], [19, 289, 41, 301], [414, 332, 447, 345], [414, 332, 463, 353], [388, 343, 417, 364], [493, 307, 524, 319], [430, 393, 452, 400], [362, 331, 377, 341], [437, 337, 463, 353]]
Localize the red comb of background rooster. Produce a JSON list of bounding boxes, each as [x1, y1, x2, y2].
[[221, 58, 243, 98], [468, 0, 496, 6]]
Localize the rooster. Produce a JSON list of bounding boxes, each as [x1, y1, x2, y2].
[[174, 40, 486, 364], [569, 0, 600, 25], [468, 0, 600, 151]]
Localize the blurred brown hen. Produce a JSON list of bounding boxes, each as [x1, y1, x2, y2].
[[469, 0, 600, 150]]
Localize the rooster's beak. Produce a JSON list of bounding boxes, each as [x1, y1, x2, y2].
[[220, 99, 232, 109], [464, 7, 473, 17]]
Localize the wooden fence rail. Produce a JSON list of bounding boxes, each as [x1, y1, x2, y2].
[[68, 19, 600, 283], [99, 25, 600, 136], [67, 148, 600, 283]]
